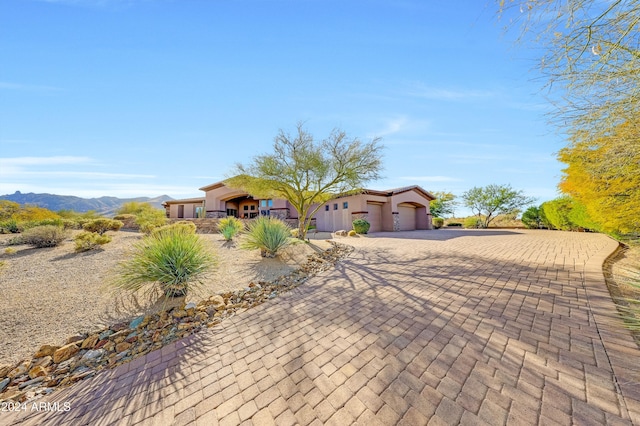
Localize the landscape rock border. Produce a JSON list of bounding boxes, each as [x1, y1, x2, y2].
[[0, 241, 354, 403]]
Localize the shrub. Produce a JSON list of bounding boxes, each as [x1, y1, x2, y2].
[[432, 217, 444, 229], [218, 217, 243, 241], [21, 218, 65, 230], [114, 226, 216, 298], [352, 219, 371, 234], [4, 247, 16, 255], [463, 217, 482, 229], [348, 230, 357, 237], [446, 222, 462, 227], [74, 231, 112, 252], [150, 221, 197, 238], [0, 220, 19, 234], [241, 217, 292, 258], [82, 218, 123, 235], [113, 214, 137, 229], [136, 210, 168, 234], [21, 225, 68, 248]]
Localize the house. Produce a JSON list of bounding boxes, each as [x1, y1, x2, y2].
[[164, 181, 435, 232]]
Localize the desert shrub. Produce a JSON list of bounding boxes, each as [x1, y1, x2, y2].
[[136, 210, 168, 234], [352, 219, 371, 234], [4, 247, 16, 255], [432, 217, 444, 229], [446, 222, 462, 227], [151, 221, 197, 238], [12, 206, 60, 223], [348, 230, 357, 237], [463, 216, 482, 229], [218, 217, 243, 241], [241, 217, 292, 258], [82, 218, 123, 235], [74, 231, 112, 252], [21, 225, 68, 248], [113, 214, 137, 229], [21, 218, 65, 230], [114, 226, 216, 297], [0, 220, 19, 234]]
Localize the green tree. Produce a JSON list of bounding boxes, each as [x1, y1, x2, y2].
[[462, 184, 534, 228], [521, 206, 544, 229], [429, 191, 457, 218], [226, 123, 384, 240]]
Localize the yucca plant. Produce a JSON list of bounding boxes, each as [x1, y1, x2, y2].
[[114, 226, 216, 298], [218, 216, 244, 241], [241, 216, 292, 258]]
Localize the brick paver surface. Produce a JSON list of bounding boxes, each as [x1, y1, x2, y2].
[[2, 229, 639, 425]]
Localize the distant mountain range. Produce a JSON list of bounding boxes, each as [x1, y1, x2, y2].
[[0, 191, 174, 216]]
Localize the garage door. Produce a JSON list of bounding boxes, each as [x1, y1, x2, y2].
[[398, 204, 416, 231], [367, 203, 382, 232]]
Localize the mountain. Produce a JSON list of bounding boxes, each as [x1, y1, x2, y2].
[[0, 191, 174, 216]]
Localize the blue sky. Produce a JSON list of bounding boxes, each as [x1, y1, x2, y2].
[[1, 0, 562, 209]]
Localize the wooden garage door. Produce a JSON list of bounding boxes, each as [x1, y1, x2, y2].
[[367, 203, 382, 232], [398, 204, 416, 231]]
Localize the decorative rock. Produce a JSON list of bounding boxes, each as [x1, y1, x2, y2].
[[28, 365, 47, 379], [34, 356, 52, 369], [18, 376, 45, 390], [81, 350, 104, 362], [172, 310, 187, 318], [7, 361, 31, 379], [209, 295, 225, 309], [115, 342, 131, 353], [66, 335, 85, 345], [53, 343, 80, 364], [129, 316, 144, 329], [0, 365, 12, 378], [335, 229, 348, 236], [0, 378, 9, 392], [81, 334, 99, 349], [34, 345, 60, 358], [98, 330, 114, 340], [110, 322, 128, 332], [185, 302, 196, 310]]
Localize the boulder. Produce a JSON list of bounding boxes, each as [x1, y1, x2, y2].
[[34, 345, 60, 359], [7, 361, 31, 378], [81, 334, 99, 349], [53, 343, 80, 364], [335, 230, 348, 237], [28, 366, 47, 379]]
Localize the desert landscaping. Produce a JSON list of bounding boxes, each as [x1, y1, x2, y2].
[[0, 230, 334, 366]]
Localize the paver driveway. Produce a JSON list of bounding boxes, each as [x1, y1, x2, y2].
[[2, 229, 639, 425]]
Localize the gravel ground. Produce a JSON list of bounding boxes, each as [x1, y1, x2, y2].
[[0, 230, 331, 366]]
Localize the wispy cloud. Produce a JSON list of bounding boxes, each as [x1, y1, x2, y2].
[[0, 156, 92, 166], [398, 175, 462, 182], [404, 84, 496, 101], [0, 81, 62, 92]]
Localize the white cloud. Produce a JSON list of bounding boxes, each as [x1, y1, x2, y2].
[[0, 156, 92, 166]]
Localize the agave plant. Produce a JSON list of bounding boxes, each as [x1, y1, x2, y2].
[[114, 225, 216, 298], [240, 216, 292, 258]]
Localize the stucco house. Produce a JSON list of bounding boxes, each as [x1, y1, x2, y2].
[[164, 181, 435, 232]]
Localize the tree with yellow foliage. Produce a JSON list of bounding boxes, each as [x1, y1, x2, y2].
[[558, 121, 640, 235]]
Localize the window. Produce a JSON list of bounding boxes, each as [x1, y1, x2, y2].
[[250, 205, 255, 211], [243, 205, 249, 211], [195, 206, 204, 218], [333, 204, 338, 210], [325, 205, 329, 211], [260, 199, 273, 207], [226, 209, 237, 217], [343, 202, 348, 209]]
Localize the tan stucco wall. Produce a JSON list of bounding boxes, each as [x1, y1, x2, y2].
[[169, 202, 202, 219]]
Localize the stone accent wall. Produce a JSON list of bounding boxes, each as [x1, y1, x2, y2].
[[205, 211, 226, 219], [269, 208, 289, 220], [392, 212, 400, 231]]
